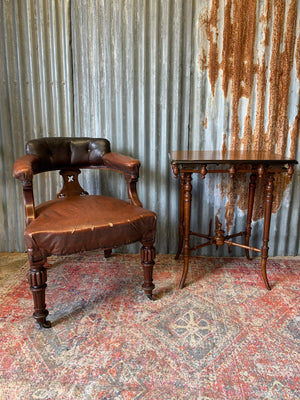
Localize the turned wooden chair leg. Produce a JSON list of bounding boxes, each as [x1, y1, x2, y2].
[[104, 249, 112, 258], [140, 241, 155, 299], [28, 250, 51, 328]]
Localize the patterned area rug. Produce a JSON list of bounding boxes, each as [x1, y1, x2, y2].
[[0, 252, 299, 399]]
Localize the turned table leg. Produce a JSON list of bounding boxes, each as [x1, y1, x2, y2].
[[245, 172, 257, 259], [179, 172, 192, 289], [175, 172, 185, 260], [261, 174, 274, 290]]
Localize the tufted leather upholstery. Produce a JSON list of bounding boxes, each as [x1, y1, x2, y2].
[[14, 137, 140, 181], [26, 137, 111, 171], [13, 137, 156, 328]]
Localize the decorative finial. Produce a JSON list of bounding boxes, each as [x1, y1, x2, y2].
[[200, 164, 207, 179]]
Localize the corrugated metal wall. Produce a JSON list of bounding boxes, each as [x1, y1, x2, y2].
[[1, 0, 299, 256]]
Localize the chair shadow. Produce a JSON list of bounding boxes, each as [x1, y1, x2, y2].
[[153, 285, 176, 300]]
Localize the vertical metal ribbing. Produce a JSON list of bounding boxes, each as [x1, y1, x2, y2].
[[1, 0, 299, 257]]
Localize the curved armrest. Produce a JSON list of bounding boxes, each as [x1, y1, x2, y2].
[[102, 152, 140, 177], [13, 155, 39, 225], [102, 152, 142, 207], [13, 154, 40, 181]]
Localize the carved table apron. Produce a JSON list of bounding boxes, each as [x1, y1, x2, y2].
[[169, 150, 298, 290]]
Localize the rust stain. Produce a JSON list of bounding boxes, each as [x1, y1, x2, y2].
[[290, 115, 299, 159], [241, 113, 253, 151], [198, 51, 208, 70], [220, 0, 233, 98], [198, 0, 299, 232], [265, 0, 286, 153], [230, 0, 257, 151], [224, 174, 242, 233], [296, 27, 300, 82], [290, 29, 300, 159], [221, 133, 228, 154], [221, 0, 258, 228], [253, 61, 268, 152], [207, 0, 220, 95], [198, 8, 209, 71], [253, 0, 271, 152], [275, 0, 297, 156]]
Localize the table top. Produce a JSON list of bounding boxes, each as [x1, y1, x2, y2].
[[169, 150, 298, 165]]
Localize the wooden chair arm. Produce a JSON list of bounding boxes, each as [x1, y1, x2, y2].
[[102, 152, 143, 207], [13, 154, 40, 181], [102, 152, 140, 177], [13, 152, 143, 222], [13, 155, 39, 225]]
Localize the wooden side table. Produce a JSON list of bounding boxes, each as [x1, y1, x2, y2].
[[169, 150, 298, 290]]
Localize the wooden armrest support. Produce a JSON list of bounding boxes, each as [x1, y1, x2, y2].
[[22, 180, 36, 225], [13, 151, 143, 222], [102, 152, 143, 207], [13, 155, 39, 225]]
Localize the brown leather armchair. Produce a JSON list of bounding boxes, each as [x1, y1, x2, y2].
[[13, 137, 156, 328]]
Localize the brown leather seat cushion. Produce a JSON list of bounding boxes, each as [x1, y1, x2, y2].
[[25, 196, 156, 255]]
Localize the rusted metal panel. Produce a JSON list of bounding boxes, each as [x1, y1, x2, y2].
[[188, 0, 300, 256], [1, 0, 299, 257]]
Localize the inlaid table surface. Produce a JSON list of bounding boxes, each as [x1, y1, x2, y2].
[[169, 150, 298, 290]]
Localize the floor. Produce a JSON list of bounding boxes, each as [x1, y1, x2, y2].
[[0, 252, 299, 399], [0, 252, 28, 280]]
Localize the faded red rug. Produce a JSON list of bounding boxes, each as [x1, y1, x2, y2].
[[0, 252, 299, 399]]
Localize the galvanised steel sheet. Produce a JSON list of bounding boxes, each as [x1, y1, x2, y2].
[[1, 0, 299, 257], [0, 0, 73, 251]]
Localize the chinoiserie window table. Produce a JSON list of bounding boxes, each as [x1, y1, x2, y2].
[[169, 150, 297, 290]]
